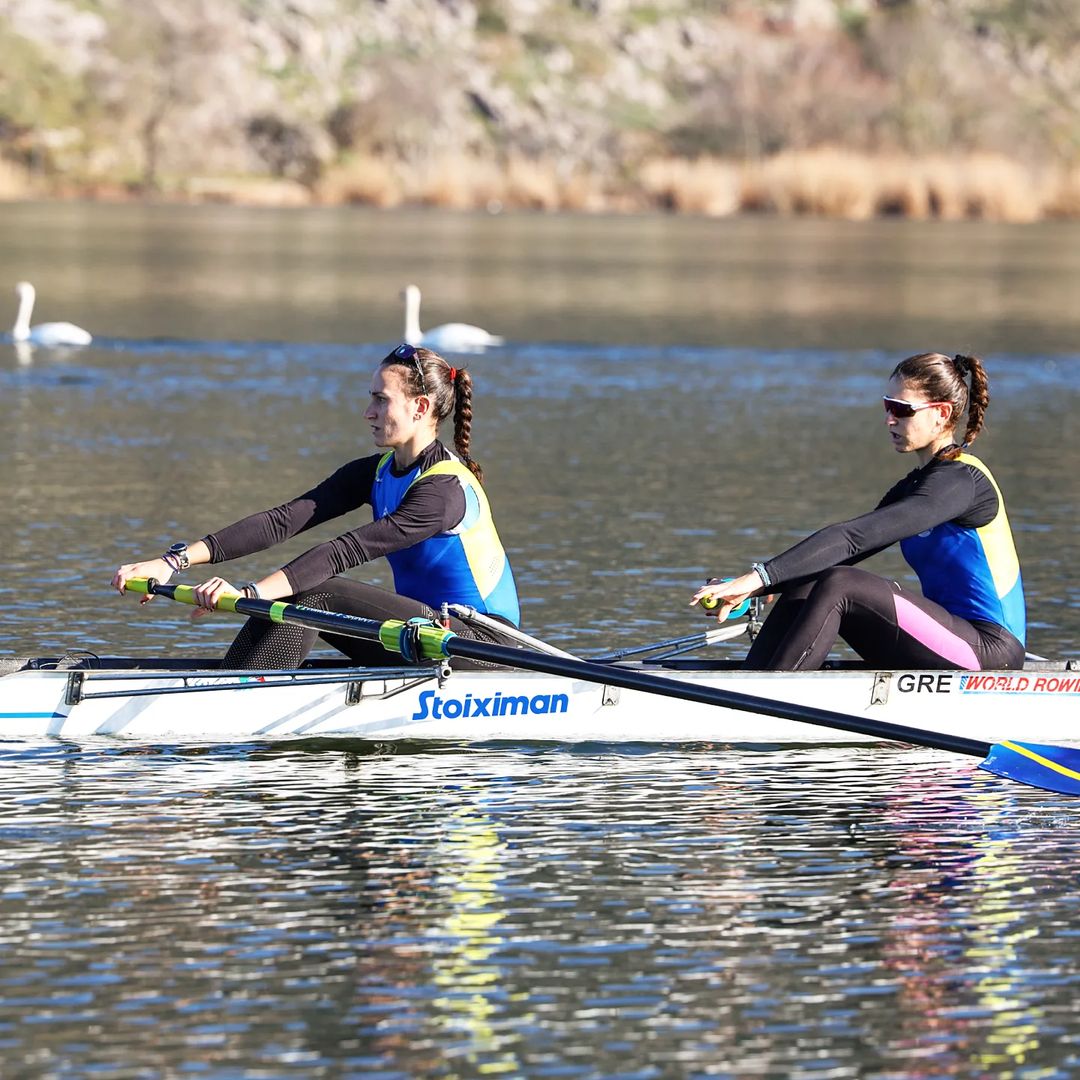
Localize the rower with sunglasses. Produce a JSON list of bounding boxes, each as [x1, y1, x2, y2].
[[690, 352, 1026, 671], [112, 343, 521, 669]]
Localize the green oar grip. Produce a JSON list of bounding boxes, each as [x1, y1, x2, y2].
[[126, 577, 241, 612], [379, 618, 456, 661], [128, 578, 453, 659]]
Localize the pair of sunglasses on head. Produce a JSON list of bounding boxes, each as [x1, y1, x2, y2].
[[391, 343, 457, 394]]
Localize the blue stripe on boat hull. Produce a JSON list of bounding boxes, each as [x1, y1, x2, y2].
[[0, 712, 68, 719]]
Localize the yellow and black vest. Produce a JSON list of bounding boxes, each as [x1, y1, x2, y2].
[[372, 452, 520, 626], [900, 453, 1025, 644]]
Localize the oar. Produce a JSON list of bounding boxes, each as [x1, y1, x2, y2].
[[126, 577, 1080, 796], [587, 622, 748, 663]]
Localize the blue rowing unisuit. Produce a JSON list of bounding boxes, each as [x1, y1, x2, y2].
[[900, 453, 1025, 645]]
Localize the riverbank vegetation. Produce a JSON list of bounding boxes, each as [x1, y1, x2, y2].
[[2, 0, 1078, 221]]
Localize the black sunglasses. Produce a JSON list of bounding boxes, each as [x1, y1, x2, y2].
[[392, 343, 427, 395]]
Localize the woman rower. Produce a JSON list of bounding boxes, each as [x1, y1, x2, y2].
[[112, 344, 521, 669], [691, 352, 1026, 671]]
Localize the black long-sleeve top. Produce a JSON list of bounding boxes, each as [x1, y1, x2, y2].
[[761, 457, 1000, 587], [202, 442, 466, 594]]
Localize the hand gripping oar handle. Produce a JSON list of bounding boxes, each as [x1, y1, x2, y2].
[[125, 577, 1080, 795], [127, 578, 449, 660]]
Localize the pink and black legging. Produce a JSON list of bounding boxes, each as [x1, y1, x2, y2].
[[743, 565, 1025, 671]]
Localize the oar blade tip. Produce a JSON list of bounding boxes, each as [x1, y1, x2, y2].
[[980, 740, 1080, 796]]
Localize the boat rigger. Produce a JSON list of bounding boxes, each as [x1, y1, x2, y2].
[[2, 578, 1078, 796]]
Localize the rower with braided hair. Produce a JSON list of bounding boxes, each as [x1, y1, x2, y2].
[[112, 344, 520, 669], [692, 352, 1026, 671]]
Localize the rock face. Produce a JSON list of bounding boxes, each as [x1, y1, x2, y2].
[[0, 0, 1072, 209]]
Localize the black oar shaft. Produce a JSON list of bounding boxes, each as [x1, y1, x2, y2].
[[442, 637, 992, 758], [137, 578, 991, 758]]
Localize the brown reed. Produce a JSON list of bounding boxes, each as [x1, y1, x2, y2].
[[12, 146, 1080, 223], [0, 159, 32, 200]]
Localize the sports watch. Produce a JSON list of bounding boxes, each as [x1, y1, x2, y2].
[[164, 542, 191, 572]]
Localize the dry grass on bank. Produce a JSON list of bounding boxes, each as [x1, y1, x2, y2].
[[0, 159, 32, 200], [185, 176, 312, 206], [314, 148, 1078, 222], [656, 149, 1054, 222], [316, 153, 611, 213], [13, 148, 1080, 222], [1045, 166, 1080, 218]]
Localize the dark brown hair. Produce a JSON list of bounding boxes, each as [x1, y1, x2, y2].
[[381, 346, 483, 482], [890, 352, 990, 460]]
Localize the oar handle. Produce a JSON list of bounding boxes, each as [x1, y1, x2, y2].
[[127, 577, 243, 612], [125, 577, 456, 662]]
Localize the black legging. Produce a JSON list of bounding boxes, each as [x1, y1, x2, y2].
[[222, 577, 520, 671], [744, 565, 1025, 671]]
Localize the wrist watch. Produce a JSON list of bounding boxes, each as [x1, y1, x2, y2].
[[165, 542, 191, 571]]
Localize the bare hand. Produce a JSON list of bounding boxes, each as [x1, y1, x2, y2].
[[190, 576, 239, 619], [112, 558, 173, 603], [690, 570, 762, 622]]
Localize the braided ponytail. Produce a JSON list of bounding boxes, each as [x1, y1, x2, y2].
[[452, 368, 483, 483], [955, 353, 989, 452]]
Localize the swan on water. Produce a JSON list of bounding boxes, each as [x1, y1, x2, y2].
[[402, 283, 503, 354], [12, 281, 93, 347]]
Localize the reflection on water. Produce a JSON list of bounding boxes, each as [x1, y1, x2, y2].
[[6, 202, 1080, 354], [2, 205, 1080, 1076], [427, 804, 518, 1075], [2, 744, 1080, 1077]]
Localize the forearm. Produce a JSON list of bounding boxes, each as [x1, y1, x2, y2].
[[279, 478, 465, 594], [203, 506, 307, 564], [204, 459, 377, 564], [762, 499, 951, 586], [765, 464, 978, 587], [761, 524, 873, 587], [245, 569, 293, 601], [178, 539, 211, 569]]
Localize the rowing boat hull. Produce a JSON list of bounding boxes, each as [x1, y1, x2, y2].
[[2, 657, 1078, 745]]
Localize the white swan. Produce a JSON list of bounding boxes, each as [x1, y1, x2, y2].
[[402, 283, 503, 354], [12, 281, 92, 347]]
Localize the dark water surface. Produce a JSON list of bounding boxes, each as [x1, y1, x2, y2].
[[3, 743, 1080, 1078], [2, 203, 1080, 1077]]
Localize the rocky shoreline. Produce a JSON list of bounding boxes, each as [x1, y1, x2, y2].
[[2, 0, 1076, 222]]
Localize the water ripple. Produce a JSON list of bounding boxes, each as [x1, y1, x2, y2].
[[2, 744, 1080, 1076]]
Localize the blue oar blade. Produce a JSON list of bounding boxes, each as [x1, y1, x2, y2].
[[980, 740, 1080, 796]]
